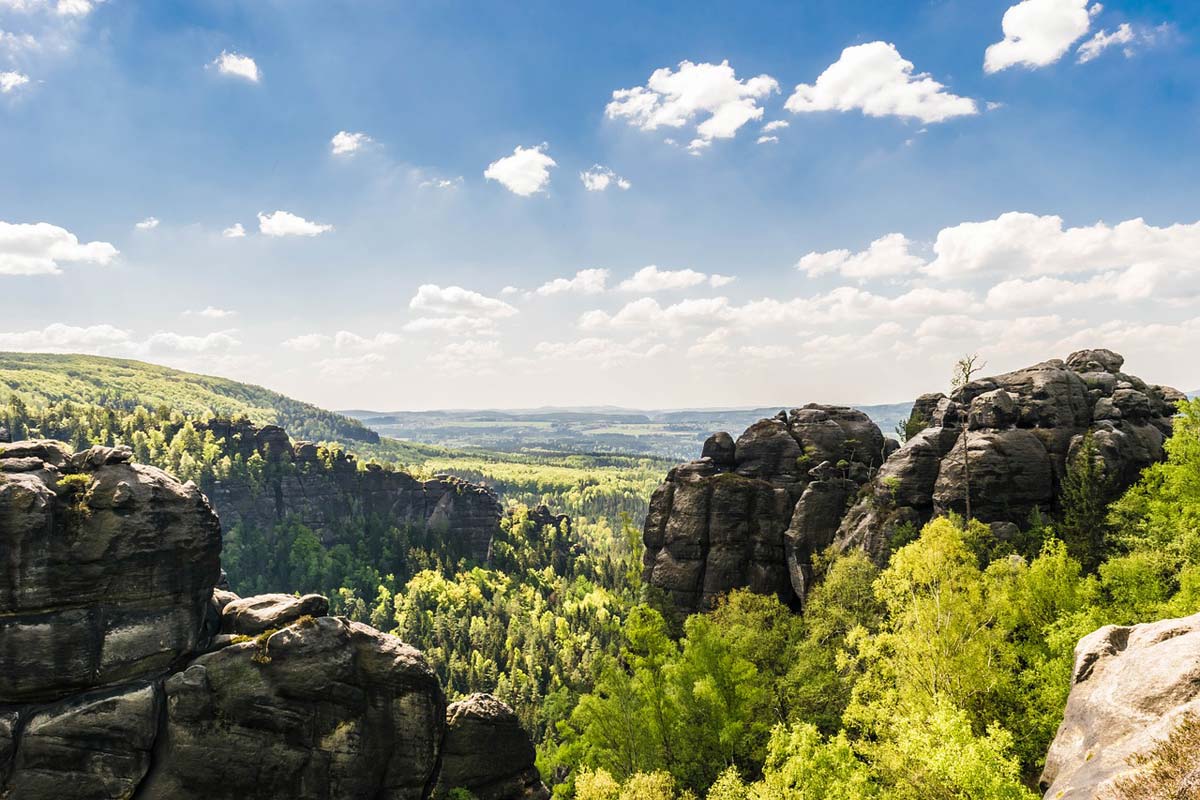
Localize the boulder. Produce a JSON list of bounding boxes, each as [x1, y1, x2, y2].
[[219, 592, 330, 636], [1040, 612, 1200, 799], [434, 693, 549, 800], [643, 405, 886, 612], [0, 441, 221, 703]]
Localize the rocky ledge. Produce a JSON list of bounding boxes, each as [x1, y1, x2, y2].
[[0, 440, 545, 800], [642, 404, 893, 613], [434, 693, 550, 800], [643, 350, 1184, 611], [1040, 611, 1200, 798]]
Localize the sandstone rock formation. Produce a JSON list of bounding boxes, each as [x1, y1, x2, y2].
[[1040, 612, 1200, 799], [199, 419, 504, 564], [642, 405, 894, 613], [836, 349, 1183, 562], [0, 439, 469, 799], [434, 693, 550, 800]]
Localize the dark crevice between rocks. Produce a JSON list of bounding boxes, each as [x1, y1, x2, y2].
[[129, 679, 167, 800]]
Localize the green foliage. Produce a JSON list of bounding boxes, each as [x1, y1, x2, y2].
[[1059, 431, 1115, 572]]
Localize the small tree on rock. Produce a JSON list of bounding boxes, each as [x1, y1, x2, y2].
[[952, 354, 985, 523]]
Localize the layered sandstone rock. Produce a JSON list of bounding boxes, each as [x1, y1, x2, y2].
[[836, 349, 1182, 562], [1040, 612, 1200, 799], [199, 419, 503, 564], [642, 405, 893, 613], [434, 693, 550, 800], [0, 441, 449, 799]]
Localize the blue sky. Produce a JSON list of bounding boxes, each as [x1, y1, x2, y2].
[[1, 0, 1198, 409]]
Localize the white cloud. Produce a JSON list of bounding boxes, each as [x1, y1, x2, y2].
[[606, 60, 779, 149], [419, 176, 463, 190], [1076, 23, 1149, 63], [330, 130, 371, 156], [484, 144, 556, 196], [211, 50, 260, 82], [762, 120, 789, 132], [500, 285, 520, 295], [409, 284, 518, 318], [923, 212, 1200, 280], [402, 315, 498, 336], [333, 330, 402, 350], [0, 322, 130, 351], [618, 265, 733, 293], [579, 296, 731, 334], [0, 0, 100, 14], [222, 223, 246, 238], [316, 352, 386, 380], [257, 210, 332, 237], [984, 0, 1095, 73], [0, 220, 117, 275], [756, 135, 779, 144], [785, 42, 977, 124], [0, 71, 29, 92], [428, 340, 503, 376], [535, 268, 610, 297], [184, 306, 235, 319], [580, 165, 631, 192], [796, 233, 925, 280], [534, 337, 667, 368], [282, 333, 331, 352], [134, 216, 159, 231], [143, 330, 240, 354]]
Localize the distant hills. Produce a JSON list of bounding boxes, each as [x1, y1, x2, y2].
[[0, 352, 379, 445], [342, 402, 916, 461]]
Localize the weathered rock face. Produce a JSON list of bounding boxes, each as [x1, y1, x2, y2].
[[0, 441, 221, 703], [0, 441, 449, 800], [836, 350, 1182, 562], [1040, 612, 1200, 799], [199, 419, 503, 564], [434, 693, 549, 800], [643, 405, 893, 613]]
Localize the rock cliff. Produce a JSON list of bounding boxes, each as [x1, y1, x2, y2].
[[434, 693, 550, 800], [1040, 612, 1200, 799], [836, 349, 1182, 562], [642, 405, 893, 613], [0, 440, 545, 800], [199, 419, 504, 564], [642, 351, 1183, 611]]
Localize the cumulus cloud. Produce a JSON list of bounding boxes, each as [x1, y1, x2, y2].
[[0, 322, 131, 351], [257, 210, 332, 237], [535, 268, 609, 297], [923, 212, 1200, 281], [618, 265, 734, 293], [184, 306, 235, 319], [579, 296, 733, 334], [419, 177, 463, 190], [409, 284, 518, 318], [0, 0, 101, 14], [134, 216, 159, 231], [984, 0, 1096, 73], [796, 233, 925, 280], [580, 165, 631, 192], [757, 135, 778, 144], [785, 42, 977, 124], [402, 315, 499, 336], [330, 130, 371, 156], [143, 330, 240, 354], [211, 50, 260, 82], [484, 144, 556, 196], [0, 71, 29, 93], [428, 340, 503, 376], [606, 60, 779, 150], [333, 330, 402, 350], [762, 120, 789, 132], [0, 220, 117, 275], [222, 223, 246, 238], [282, 333, 331, 352], [1074, 22, 1166, 63], [534, 337, 667, 368]]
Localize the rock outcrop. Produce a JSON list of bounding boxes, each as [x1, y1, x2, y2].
[[199, 419, 504, 564], [434, 693, 550, 800], [836, 349, 1183, 562], [642, 405, 894, 613], [0, 440, 453, 799], [1040, 612, 1200, 799]]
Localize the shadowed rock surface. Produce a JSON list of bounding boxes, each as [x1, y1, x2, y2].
[[836, 349, 1183, 562], [198, 419, 504, 564], [0, 440, 464, 799], [642, 405, 893, 613], [1040, 612, 1200, 799], [434, 693, 550, 800]]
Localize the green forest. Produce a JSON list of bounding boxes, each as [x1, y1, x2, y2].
[[4, 353, 1199, 800]]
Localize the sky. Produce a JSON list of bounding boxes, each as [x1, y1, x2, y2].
[[1, 0, 1198, 411]]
